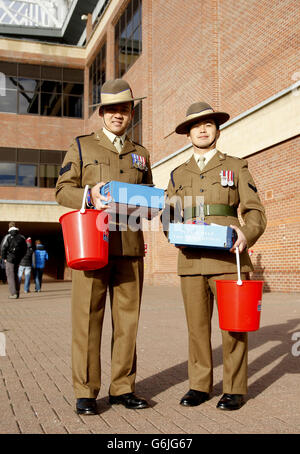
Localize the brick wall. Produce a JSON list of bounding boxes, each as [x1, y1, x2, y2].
[[218, 0, 300, 117], [248, 136, 300, 292], [150, 0, 219, 163]]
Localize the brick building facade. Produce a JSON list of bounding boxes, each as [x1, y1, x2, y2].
[[0, 0, 299, 291]]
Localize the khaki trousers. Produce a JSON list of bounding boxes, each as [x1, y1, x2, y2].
[[71, 256, 144, 399], [181, 273, 248, 395]]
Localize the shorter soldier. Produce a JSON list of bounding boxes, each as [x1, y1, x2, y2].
[[163, 102, 267, 410]]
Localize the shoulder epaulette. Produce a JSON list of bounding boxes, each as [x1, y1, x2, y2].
[[75, 132, 94, 140], [131, 139, 146, 150]]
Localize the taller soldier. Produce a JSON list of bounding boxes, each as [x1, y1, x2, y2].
[[55, 79, 152, 415], [163, 102, 267, 410]]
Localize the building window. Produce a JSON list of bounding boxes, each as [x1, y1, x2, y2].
[[127, 101, 142, 143], [0, 163, 16, 186], [39, 164, 60, 188], [0, 62, 84, 118], [115, 0, 142, 78], [17, 164, 38, 187], [0, 148, 66, 188], [89, 42, 106, 116]]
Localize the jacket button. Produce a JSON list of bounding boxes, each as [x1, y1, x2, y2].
[[119, 155, 123, 159], [200, 175, 204, 179], [94, 160, 98, 164], [120, 169, 124, 174], [199, 189, 204, 192]]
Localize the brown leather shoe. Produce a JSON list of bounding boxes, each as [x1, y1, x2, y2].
[[180, 389, 209, 406]]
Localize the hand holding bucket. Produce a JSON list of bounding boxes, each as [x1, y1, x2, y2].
[[59, 185, 110, 271]]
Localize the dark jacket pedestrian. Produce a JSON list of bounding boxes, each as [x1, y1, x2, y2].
[[0, 222, 27, 299]]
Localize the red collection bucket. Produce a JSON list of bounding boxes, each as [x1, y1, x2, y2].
[[59, 187, 110, 270], [215, 280, 264, 332]]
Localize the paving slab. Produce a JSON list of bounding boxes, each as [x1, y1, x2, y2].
[[0, 281, 299, 437]]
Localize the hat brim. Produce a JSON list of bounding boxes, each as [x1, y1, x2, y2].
[[175, 111, 230, 134], [90, 97, 147, 109]]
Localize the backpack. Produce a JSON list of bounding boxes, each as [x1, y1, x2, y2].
[[8, 234, 27, 263]]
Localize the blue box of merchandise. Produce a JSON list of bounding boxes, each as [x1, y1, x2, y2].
[[100, 180, 165, 217], [168, 222, 237, 250]]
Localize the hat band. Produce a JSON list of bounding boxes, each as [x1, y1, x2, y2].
[[185, 108, 214, 122], [101, 88, 133, 105]]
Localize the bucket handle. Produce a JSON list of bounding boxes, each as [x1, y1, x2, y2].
[[235, 247, 243, 286], [80, 185, 90, 214]]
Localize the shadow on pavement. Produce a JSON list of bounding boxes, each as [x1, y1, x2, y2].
[[133, 318, 300, 406]]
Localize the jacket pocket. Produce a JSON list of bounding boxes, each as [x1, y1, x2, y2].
[[210, 181, 229, 204], [83, 159, 110, 186]]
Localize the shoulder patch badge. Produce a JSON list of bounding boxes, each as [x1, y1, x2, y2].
[[248, 182, 257, 193], [59, 162, 72, 176]]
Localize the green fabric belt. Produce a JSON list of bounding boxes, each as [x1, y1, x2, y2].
[[184, 204, 237, 219]]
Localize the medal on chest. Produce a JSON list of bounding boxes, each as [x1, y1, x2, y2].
[[220, 170, 234, 187], [132, 153, 147, 170]]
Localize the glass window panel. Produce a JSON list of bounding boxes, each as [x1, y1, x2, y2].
[[0, 61, 17, 76], [133, 123, 140, 143], [120, 13, 126, 37], [40, 80, 62, 93], [18, 91, 39, 115], [127, 102, 142, 143], [63, 82, 84, 95], [17, 164, 37, 187], [18, 64, 40, 79], [126, 13, 133, 36], [41, 92, 62, 117], [63, 68, 84, 83], [41, 66, 62, 81], [0, 148, 17, 162], [40, 150, 62, 164], [17, 77, 40, 92], [89, 42, 106, 115], [133, 0, 140, 29], [115, 0, 142, 77], [1, 75, 18, 91], [0, 89, 17, 113], [63, 95, 82, 118], [39, 164, 60, 188], [0, 163, 16, 186], [17, 149, 39, 163]]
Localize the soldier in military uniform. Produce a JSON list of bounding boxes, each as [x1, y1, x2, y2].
[[163, 102, 267, 410], [55, 79, 152, 415]]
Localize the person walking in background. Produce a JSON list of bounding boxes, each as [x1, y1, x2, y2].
[[33, 240, 48, 292], [0, 222, 27, 299], [18, 237, 34, 293]]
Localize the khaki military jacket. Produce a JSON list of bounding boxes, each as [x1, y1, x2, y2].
[[55, 129, 153, 257], [164, 150, 267, 275]]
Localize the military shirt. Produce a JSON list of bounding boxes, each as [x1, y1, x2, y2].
[[164, 150, 267, 275], [55, 129, 153, 257]]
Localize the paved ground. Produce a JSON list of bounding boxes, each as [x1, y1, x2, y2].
[[0, 280, 299, 436]]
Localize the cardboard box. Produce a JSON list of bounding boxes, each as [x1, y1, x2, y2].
[[100, 181, 165, 218], [168, 223, 237, 250]]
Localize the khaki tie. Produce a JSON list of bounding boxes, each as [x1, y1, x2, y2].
[[114, 136, 123, 153], [197, 155, 205, 171]]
